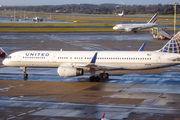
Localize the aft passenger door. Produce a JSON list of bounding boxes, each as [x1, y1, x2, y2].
[[157, 55, 161, 63]]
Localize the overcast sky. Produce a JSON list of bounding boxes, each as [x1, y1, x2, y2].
[[0, 0, 174, 6]]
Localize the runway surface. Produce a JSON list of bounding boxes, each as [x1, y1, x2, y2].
[[1, 80, 180, 120], [1, 31, 180, 120], [0, 25, 179, 29], [0, 66, 180, 84]]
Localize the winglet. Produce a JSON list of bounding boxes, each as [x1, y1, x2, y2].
[[90, 52, 98, 64], [138, 42, 146, 51]]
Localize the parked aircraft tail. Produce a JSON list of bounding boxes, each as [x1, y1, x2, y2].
[[0, 47, 8, 58], [101, 113, 106, 120], [101, 113, 110, 120], [159, 31, 180, 53], [148, 13, 158, 23]]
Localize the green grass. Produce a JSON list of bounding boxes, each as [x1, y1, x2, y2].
[[0, 23, 115, 26], [0, 10, 179, 32], [0, 27, 114, 32], [0, 27, 178, 32]]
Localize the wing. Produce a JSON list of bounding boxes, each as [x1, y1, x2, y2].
[[59, 52, 123, 71], [125, 26, 142, 32]]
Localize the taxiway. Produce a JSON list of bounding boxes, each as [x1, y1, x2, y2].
[[1, 31, 180, 120]]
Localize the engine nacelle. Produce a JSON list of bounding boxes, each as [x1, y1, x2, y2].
[[57, 66, 84, 77], [125, 28, 132, 32]]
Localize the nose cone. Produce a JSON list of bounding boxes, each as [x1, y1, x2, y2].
[[113, 26, 118, 30], [113, 25, 121, 30], [2, 59, 7, 65]]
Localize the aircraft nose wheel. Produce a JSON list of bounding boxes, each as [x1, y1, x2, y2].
[[21, 67, 28, 80], [24, 73, 28, 78], [23, 74, 28, 81]]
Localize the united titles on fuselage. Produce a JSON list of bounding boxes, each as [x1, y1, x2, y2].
[[25, 53, 49, 57]]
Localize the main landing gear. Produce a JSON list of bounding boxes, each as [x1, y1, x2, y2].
[[89, 73, 109, 82], [20, 67, 28, 80]]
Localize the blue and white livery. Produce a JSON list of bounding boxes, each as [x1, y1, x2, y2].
[[2, 31, 180, 81], [113, 13, 158, 32]]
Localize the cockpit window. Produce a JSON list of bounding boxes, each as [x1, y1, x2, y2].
[[7, 56, 12, 59]]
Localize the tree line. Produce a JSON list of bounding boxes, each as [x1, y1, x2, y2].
[[0, 4, 179, 15]]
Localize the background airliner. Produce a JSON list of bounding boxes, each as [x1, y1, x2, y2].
[[113, 13, 158, 32], [116, 11, 124, 17], [2, 31, 180, 82]]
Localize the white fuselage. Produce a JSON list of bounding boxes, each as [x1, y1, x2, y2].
[[2, 50, 180, 70], [117, 11, 124, 17], [33, 17, 40, 21], [113, 23, 157, 31]]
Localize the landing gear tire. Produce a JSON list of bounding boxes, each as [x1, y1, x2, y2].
[[21, 67, 28, 80], [99, 73, 109, 79], [103, 73, 109, 79], [24, 74, 28, 78], [89, 76, 100, 82], [134, 31, 137, 33]]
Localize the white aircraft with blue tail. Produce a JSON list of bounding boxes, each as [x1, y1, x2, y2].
[[2, 31, 180, 82], [113, 13, 158, 32]]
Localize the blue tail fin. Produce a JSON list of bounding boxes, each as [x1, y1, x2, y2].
[[159, 31, 180, 53]]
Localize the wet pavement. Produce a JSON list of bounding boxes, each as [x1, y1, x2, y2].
[[0, 80, 180, 120], [0, 31, 153, 41], [0, 66, 180, 85], [0, 31, 166, 52], [1, 31, 180, 120]]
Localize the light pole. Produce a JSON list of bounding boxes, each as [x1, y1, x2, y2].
[[172, 2, 177, 36]]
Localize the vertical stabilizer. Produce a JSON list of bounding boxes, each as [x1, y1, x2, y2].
[[148, 13, 158, 23], [159, 31, 180, 53], [101, 113, 105, 120]]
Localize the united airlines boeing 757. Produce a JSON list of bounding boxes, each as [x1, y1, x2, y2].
[[2, 31, 180, 82], [113, 13, 158, 33]]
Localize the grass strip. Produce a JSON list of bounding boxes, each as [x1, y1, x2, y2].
[[0, 23, 116, 26], [0, 27, 178, 32]]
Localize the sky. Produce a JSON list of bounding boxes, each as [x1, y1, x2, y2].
[[0, 0, 175, 6]]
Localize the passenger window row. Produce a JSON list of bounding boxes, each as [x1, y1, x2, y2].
[[57, 57, 151, 60]]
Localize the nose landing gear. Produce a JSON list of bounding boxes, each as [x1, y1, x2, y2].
[[20, 67, 28, 80]]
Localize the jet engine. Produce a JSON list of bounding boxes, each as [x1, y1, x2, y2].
[[57, 66, 84, 77], [125, 28, 132, 32]]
